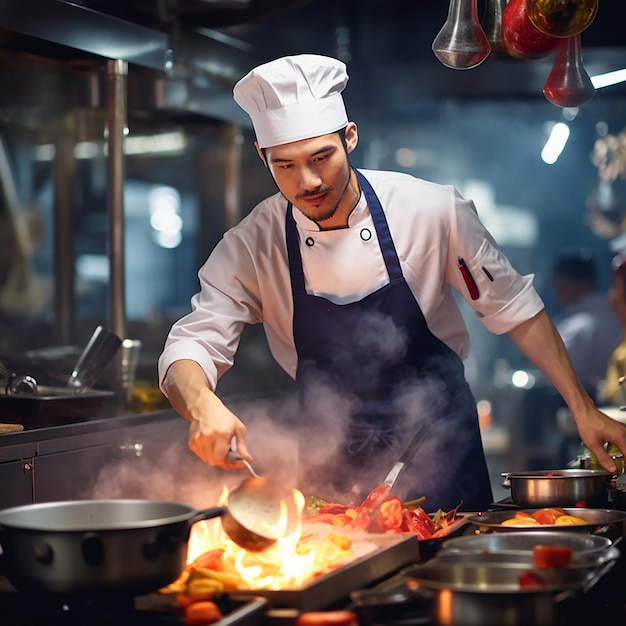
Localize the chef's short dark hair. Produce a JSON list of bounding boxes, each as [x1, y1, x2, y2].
[[552, 251, 597, 287]]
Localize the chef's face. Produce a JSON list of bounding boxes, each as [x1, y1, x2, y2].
[[257, 122, 359, 229]]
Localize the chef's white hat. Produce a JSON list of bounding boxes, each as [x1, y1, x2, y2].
[[233, 54, 349, 149]]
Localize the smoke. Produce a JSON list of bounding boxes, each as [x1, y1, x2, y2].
[[86, 310, 472, 512]]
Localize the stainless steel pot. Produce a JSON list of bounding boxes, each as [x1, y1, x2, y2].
[[0, 497, 295, 595], [0, 500, 225, 595], [403, 559, 602, 626], [502, 469, 612, 507]]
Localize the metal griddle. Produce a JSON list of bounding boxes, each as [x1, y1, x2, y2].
[[225, 533, 418, 612]]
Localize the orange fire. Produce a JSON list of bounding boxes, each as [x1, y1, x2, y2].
[[182, 486, 364, 590]]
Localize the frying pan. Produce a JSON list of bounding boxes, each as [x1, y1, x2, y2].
[[465, 508, 626, 533]]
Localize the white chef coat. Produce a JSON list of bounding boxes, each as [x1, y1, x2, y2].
[[158, 169, 544, 392]]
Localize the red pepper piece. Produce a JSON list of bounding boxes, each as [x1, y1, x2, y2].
[[519, 571, 546, 588], [360, 484, 392, 509], [369, 496, 404, 532]]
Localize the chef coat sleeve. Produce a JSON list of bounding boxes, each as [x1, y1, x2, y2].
[[158, 230, 263, 393], [448, 188, 545, 335]]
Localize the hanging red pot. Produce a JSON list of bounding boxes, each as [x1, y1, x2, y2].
[[502, 0, 560, 59]]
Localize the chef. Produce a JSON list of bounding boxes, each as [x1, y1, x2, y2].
[[158, 54, 626, 511]]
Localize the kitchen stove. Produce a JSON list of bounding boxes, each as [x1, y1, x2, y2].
[[0, 581, 267, 626], [1, 523, 624, 626]]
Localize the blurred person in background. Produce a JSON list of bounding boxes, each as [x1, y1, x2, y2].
[[552, 251, 621, 403], [600, 255, 626, 406]]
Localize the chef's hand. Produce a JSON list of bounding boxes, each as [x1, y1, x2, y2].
[[574, 405, 626, 473], [162, 359, 252, 468]]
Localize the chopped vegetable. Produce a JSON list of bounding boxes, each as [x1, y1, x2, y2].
[[360, 484, 391, 508], [295, 610, 358, 625], [501, 509, 587, 527], [183, 600, 223, 625], [304, 485, 463, 539], [532, 545, 574, 569], [554, 514, 587, 525], [531, 507, 566, 525], [519, 571, 546, 588]]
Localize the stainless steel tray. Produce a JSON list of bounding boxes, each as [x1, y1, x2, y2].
[[0, 387, 113, 425], [226, 533, 418, 612]]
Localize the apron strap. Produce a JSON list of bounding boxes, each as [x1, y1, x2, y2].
[[355, 170, 404, 282]]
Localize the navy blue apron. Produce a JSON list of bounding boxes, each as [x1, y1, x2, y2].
[[285, 169, 493, 512]]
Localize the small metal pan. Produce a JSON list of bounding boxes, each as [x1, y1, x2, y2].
[[466, 508, 626, 533]]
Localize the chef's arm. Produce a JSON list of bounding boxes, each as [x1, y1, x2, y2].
[[162, 359, 251, 468], [507, 309, 626, 473]]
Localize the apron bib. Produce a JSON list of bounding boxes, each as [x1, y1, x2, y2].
[[286, 170, 492, 511]]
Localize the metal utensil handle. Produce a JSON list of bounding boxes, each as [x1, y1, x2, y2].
[[397, 421, 433, 465], [383, 421, 433, 488], [227, 450, 260, 478]]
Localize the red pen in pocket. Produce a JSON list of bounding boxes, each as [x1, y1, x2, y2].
[[458, 258, 479, 300]]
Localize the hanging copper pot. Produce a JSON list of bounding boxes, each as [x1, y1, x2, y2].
[[502, 0, 560, 59], [526, 0, 599, 38]]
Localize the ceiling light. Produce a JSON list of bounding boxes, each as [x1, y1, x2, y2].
[[541, 122, 570, 164], [591, 68, 626, 89]]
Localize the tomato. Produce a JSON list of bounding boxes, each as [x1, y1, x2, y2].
[[518, 571, 546, 588], [295, 610, 358, 625], [532, 545, 574, 569], [531, 508, 566, 525], [184, 600, 223, 625], [514, 511, 534, 519]]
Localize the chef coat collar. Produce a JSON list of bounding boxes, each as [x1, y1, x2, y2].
[[290, 189, 367, 232]]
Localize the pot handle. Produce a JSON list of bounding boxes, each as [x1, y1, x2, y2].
[[350, 579, 433, 607], [555, 555, 618, 606], [187, 506, 228, 528]]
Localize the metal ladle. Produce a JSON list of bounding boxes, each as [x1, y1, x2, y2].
[[223, 450, 300, 552]]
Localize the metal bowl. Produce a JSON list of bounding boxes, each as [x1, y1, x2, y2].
[[465, 508, 626, 534], [438, 531, 617, 567], [441, 530, 612, 556], [502, 469, 612, 508]]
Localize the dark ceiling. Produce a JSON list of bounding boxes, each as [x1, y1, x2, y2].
[[57, 1, 626, 101], [217, 0, 626, 99]]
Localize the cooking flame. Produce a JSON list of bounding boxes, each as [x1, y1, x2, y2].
[[185, 486, 357, 589]]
